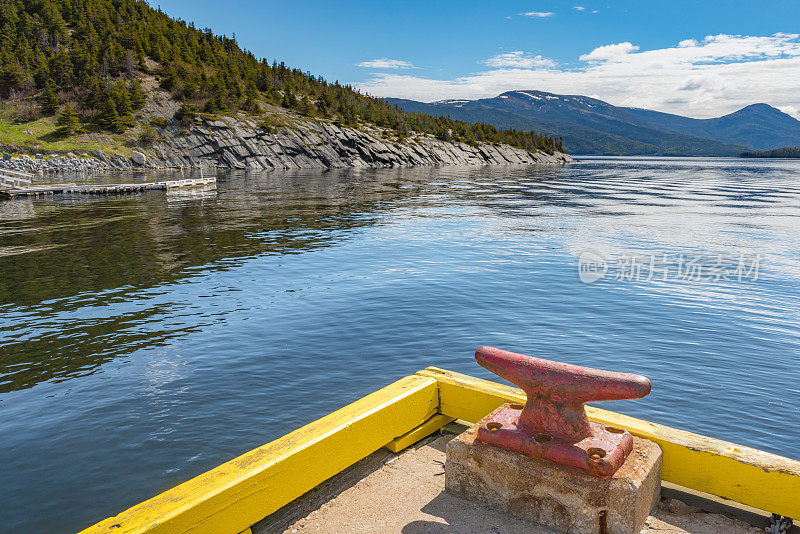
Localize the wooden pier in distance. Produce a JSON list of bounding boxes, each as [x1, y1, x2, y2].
[[0, 168, 34, 189], [0, 169, 216, 199]]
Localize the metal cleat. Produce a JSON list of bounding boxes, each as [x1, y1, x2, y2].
[[475, 346, 652, 477]]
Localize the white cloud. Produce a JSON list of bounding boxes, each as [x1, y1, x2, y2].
[[579, 42, 639, 61], [357, 33, 800, 119], [520, 11, 554, 18], [357, 58, 415, 69], [483, 51, 557, 69], [574, 5, 585, 10]]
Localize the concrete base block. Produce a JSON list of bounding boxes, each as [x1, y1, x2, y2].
[[445, 409, 662, 534]]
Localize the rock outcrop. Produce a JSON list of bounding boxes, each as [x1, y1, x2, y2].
[[0, 115, 571, 173], [144, 116, 572, 170]]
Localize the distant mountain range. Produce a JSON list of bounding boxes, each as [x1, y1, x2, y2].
[[387, 91, 800, 156]]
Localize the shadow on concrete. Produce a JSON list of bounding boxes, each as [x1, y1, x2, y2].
[[401, 491, 549, 534]]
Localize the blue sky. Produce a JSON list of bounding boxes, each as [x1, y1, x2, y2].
[[154, 0, 800, 118]]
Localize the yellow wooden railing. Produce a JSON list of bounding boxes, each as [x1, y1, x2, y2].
[[418, 368, 800, 521], [81, 368, 800, 534]]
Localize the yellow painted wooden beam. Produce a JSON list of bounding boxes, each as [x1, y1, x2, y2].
[[384, 413, 455, 453], [81, 375, 439, 534], [417, 367, 800, 520]]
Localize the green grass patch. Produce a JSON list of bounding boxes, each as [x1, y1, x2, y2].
[[0, 116, 132, 156]]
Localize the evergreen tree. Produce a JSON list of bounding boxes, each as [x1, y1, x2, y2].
[[0, 64, 23, 98], [129, 79, 147, 110], [296, 96, 313, 116], [112, 80, 135, 128], [281, 89, 297, 109], [56, 102, 80, 135], [40, 80, 59, 115], [138, 123, 160, 145], [242, 80, 261, 113], [97, 97, 122, 132], [174, 100, 197, 125]]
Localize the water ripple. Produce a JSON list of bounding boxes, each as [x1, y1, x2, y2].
[[0, 158, 799, 531]]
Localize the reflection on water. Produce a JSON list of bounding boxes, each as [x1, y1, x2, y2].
[[0, 168, 440, 392], [1, 158, 799, 532]]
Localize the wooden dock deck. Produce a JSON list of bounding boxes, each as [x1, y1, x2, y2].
[[0, 173, 216, 199], [0, 168, 34, 189]]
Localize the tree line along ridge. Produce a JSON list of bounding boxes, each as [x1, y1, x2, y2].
[[0, 0, 563, 153]]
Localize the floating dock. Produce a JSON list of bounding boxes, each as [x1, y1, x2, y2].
[[0, 169, 216, 199]]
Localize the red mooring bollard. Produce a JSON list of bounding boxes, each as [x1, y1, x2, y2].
[[474, 346, 652, 477]]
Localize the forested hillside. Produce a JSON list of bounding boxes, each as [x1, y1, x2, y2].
[[0, 0, 562, 154], [740, 147, 800, 158]]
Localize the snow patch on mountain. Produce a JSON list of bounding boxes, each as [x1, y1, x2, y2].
[[515, 91, 542, 100]]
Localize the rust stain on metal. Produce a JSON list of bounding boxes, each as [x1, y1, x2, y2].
[[474, 346, 651, 477]]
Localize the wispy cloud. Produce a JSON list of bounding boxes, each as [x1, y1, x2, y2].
[[519, 11, 554, 18], [579, 41, 639, 61], [357, 58, 415, 69], [483, 51, 557, 69], [357, 33, 800, 119]]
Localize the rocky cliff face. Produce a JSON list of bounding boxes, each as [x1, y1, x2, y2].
[[143, 115, 571, 170], [1, 113, 571, 173]]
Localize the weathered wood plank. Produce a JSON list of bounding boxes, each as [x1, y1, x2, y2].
[[384, 413, 455, 453], [80, 375, 439, 534]]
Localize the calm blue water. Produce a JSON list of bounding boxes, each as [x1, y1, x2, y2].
[[1, 157, 798, 531]]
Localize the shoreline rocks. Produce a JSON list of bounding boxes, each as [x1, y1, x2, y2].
[[0, 153, 116, 173], [0, 116, 572, 174], [145, 117, 572, 170], [131, 151, 147, 165]]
